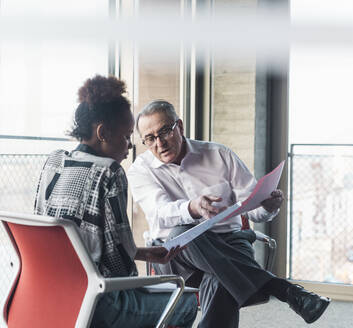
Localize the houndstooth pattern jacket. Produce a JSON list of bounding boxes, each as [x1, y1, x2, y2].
[[34, 144, 138, 278]]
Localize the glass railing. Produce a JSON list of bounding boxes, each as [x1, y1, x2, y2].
[[0, 135, 77, 213], [289, 144, 353, 285]]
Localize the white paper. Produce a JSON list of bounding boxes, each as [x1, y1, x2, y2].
[[164, 202, 241, 250], [163, 160, 285, 250], [143, 282, 199, 293]]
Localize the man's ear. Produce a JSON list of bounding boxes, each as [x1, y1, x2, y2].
[[96, 123, 107, 142], [177, 119, 184, 136]]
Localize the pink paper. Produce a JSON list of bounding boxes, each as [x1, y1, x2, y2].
[[229, 160, 285, 218]]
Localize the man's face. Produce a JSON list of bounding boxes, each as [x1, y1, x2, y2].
[[138, 112, 184, 164]]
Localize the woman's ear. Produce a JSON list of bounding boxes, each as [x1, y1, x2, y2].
[[96, 123, 106, 142]]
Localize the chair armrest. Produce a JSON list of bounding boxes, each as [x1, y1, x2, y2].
[[254, 230, 270, 242], [254, 230, 277, 272]]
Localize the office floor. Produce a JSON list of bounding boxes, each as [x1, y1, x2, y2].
[[192, 298, 353, 328]]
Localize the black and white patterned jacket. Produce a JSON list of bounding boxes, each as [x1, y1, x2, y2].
[[34, 144, 138, 278]]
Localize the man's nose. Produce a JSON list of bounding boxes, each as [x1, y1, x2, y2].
[[156, 135, 167, 147]]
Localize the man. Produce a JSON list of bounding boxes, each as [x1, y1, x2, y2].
[[127, 100, 330, 328]]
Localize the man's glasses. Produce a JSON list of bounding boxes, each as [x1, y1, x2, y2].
[[142, 122, 178, 147]]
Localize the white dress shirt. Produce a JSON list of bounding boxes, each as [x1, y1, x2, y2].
[[128, 138, 278, 241]]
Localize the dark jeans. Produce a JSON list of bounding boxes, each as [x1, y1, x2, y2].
[[90, 288, 198, 328]]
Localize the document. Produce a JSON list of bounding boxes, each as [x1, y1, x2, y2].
[[143, 282, 199, 293], [164, 160, 285, 251]]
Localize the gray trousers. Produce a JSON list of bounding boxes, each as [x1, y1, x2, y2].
[[153, 225, 274, 328]]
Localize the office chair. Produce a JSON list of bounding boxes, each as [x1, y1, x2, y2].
[[0, 211, 186, 328]]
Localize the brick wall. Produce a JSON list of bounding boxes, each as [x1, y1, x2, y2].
[[212, 58, 256, 171], [211, 0, 257, 171]]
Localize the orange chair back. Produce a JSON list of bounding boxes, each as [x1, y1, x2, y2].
[[7, 223, 88, 328]]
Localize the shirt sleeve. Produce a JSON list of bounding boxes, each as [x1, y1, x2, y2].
[[227, 149, 279, 223], [127, 163, 195, 234]]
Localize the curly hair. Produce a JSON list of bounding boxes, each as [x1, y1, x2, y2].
[[69, 75, 131, 141]]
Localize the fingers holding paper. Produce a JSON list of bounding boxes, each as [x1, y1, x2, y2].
[[188, 195, 227, 220], [261, 189, 284, 213]]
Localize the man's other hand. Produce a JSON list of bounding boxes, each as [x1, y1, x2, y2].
[[261, 189, 284, 213]]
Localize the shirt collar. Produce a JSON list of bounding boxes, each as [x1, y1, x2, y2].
[[74, 143, 100, 156], [150, 137, 201, 169]]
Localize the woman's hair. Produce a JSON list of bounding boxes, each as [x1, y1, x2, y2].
[[136, 100, 179, 135], [68, 75, 131, 141]]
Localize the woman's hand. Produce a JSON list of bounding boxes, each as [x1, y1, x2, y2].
[[135, 245, 186, 264]]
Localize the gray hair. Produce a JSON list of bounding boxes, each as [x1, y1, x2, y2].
[[136, 100, 179, 135]]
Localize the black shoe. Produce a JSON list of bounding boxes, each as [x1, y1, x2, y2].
[[286, 284, 331, 324]]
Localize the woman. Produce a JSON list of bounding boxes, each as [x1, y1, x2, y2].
[[34, 75, 197, 328]]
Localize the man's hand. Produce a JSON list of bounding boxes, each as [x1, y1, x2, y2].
[[188, 195, 226, 220], [261, 189, 284, 213], [135, 246, 186, 264]]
